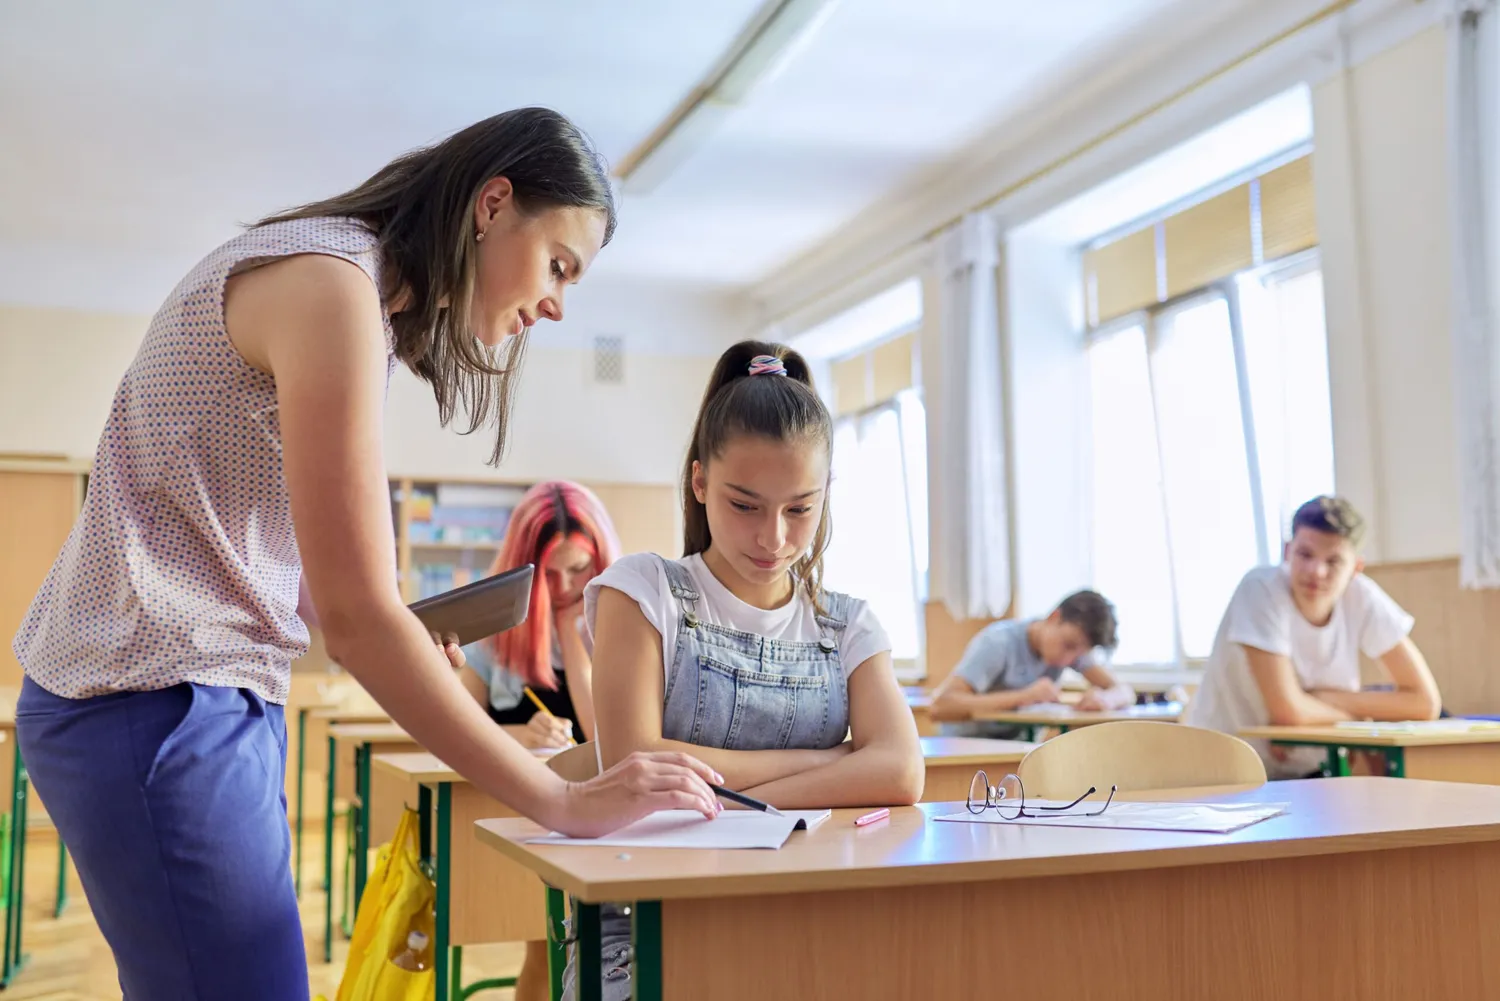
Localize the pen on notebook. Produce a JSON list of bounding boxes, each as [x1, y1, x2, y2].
[[709, 784, 782, 817], [854, 808, 890, 827], [521, 686, 577, 746]]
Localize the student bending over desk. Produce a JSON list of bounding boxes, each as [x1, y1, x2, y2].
[[1186, 496, 1442, 778], [578, 342, 924, 1000], [930, 591, 1133, 738]]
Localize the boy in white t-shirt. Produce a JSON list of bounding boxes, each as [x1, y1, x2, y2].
[[1186, 496, 1442, 777]]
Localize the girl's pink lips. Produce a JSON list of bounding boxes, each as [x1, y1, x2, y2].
[[750, 556, 782, 570]]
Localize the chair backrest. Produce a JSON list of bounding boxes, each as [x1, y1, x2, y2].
[[1016, 721, 1266, 799], [546, 742, 601, 783]]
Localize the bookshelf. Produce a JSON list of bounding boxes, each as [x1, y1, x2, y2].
[[390, 478, 531, 602]]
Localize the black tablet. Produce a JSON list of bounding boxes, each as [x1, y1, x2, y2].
[[407, 563, 534, 647]]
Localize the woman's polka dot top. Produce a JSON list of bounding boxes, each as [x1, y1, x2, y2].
[[12, 216, 396, 704]]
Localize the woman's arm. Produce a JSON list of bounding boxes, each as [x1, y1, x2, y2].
[[458, 666, 491, 709], [741, 650, 925, 809], [225, 254, 718, 835], [556, 604, 596, 741], [592, 586, 848, 786]]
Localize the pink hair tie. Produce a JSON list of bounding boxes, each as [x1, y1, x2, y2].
[[748, 355, 787, 377]]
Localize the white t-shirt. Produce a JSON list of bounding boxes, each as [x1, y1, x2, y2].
[[1186, 564, 1414, 777], [583, 553, 890, 684]]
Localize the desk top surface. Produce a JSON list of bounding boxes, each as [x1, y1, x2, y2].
[[1240, 723, 1500, 747], [972, 702, 1182, 725], [474, 777, 1500, 902]]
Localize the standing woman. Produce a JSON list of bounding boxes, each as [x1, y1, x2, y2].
[[10, 108, 719, 1001], [462, 479, 620, 746]]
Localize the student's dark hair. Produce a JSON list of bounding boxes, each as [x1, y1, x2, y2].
[[258, 107, 616, 465], [682, 340, 833, 605], [1055, 590, 1119, 651], [1291, 495, 1366, 548]]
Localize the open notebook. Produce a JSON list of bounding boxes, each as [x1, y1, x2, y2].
[[526, 809, 832, 850]]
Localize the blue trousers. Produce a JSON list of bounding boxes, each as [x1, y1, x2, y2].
[[16, 677, 309, 1000]]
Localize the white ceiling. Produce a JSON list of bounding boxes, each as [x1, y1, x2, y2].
[[1, 0, 1197, 313]]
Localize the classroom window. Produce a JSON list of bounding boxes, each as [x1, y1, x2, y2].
[[824, 390, 929, 664], [1087, 254, 1334, 665]]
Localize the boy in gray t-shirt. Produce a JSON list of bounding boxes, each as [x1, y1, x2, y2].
[[931, 590, 1132, 739]]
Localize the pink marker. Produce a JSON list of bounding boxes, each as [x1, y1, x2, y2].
[[854, 808, 890, 827]]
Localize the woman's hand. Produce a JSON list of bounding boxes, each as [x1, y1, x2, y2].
[[431, 633, 466, 670], [543, 751, 724, 838]]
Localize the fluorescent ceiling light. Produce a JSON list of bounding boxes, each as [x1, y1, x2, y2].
[[617, 0, 838, 195], [715, 0, 840, 104]]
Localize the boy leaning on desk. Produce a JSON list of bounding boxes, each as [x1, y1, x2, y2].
[[1186, 496, 1444, 778], [928, 590, 1135, 739]]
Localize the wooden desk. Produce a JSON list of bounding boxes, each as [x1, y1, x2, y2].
[[918, 736, 1034, 802], [374, 750, 559, 1001], [903, 688, 937, 737], [295, 701, 388, 897], [477, 777, 1500, 1001], [973, 701, 1182, 741], [1240, 724, 1500, 782], [322, 722, 415, 962]]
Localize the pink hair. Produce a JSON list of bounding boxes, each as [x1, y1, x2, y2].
[[486, 481, 620, 689]]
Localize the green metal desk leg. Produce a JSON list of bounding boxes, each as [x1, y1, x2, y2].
[[1058, 725, 1071, 735], [341, 805, 355, 938], [295, 707, 307, 896], [54, 840, 67, 918], [436, 782, 452, 1001], [1323, 745, 1352, 777], [633, 900, 662, 1001], [547, 886, 567, 1001], [1020, 725, 1035, 742], [6, 754, 29, 981], [353, 743, 370, 909], [324, 734, 336, 963], [1, 741, 22, 985], [576, 903, 602, 1001], [1386, 747, 1406, 778]]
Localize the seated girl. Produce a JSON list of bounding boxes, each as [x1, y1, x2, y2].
[[564, 342, 924, 1000], [456, 480, 619, 1001]]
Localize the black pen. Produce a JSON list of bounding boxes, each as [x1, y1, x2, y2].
[[710, 783, 783, 816]]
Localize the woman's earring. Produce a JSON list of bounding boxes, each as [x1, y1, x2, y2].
[[475, 230, 486, 243]]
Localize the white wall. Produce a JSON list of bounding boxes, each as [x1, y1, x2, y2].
[[1313, 25, 1458, 562], [0, 276, 742, 484]]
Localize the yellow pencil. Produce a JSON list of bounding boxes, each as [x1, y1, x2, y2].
[[522, 686, 577, 746]]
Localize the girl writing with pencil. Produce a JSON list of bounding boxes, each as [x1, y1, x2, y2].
[[459, 480, 620, 748], [455, 480, 619, 1001], [566, 341, 925, 999]]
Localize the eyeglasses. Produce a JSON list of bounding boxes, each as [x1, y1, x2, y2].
[[966, 770, 1117, 820]]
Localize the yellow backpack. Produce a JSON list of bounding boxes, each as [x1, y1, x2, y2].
[[324, 806, 436, 1001]]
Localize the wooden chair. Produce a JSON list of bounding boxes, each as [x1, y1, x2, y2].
[[545, 742, 600, 782], [1016, 721, 1267, 799]]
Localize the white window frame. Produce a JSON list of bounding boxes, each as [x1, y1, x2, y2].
[[825, 331, 928, 680], [1084, 248, 1325, 671]]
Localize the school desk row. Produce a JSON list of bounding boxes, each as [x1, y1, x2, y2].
[[309, 704, 1037, 999], [313, 699, 1500, 1001]]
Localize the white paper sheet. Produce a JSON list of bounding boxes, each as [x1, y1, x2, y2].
[[933, 800, 1287, 834], [525, 810, 832, 850]]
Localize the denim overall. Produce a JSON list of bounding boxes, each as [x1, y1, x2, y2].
[[564, 557, 854, 1000]]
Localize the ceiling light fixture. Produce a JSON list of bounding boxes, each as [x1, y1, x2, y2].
[[615, 0, 839, 195]]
